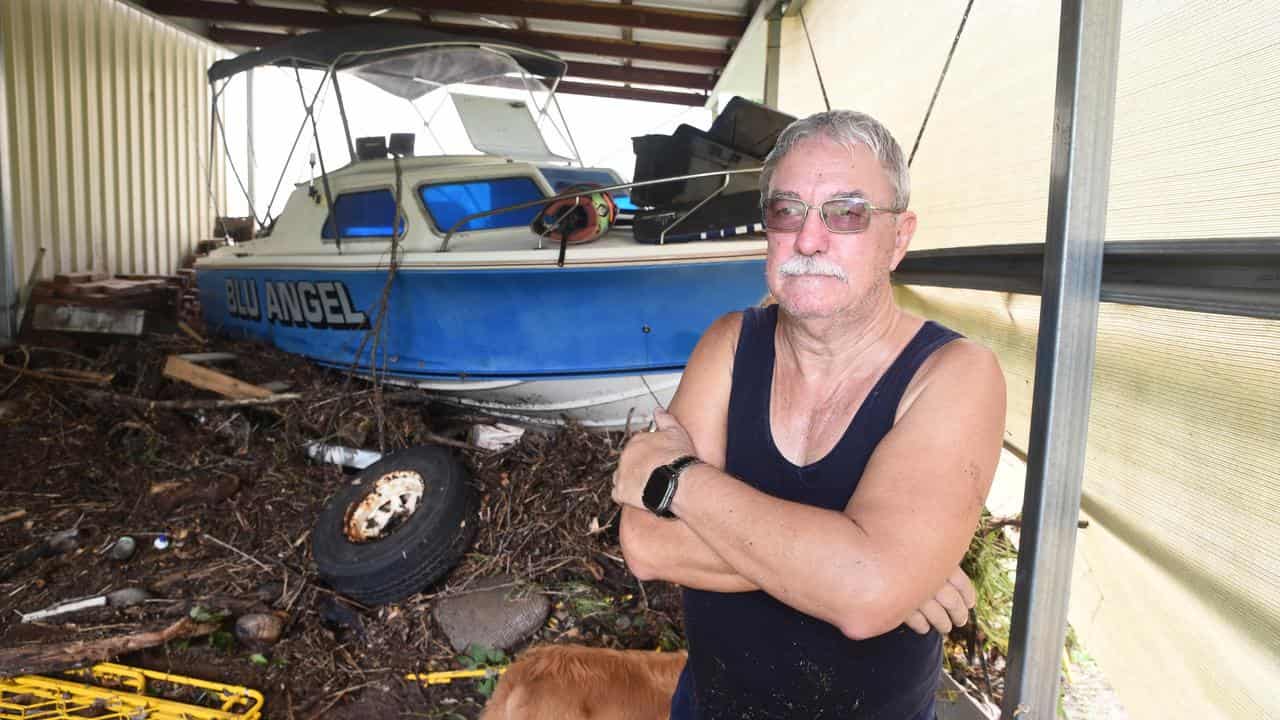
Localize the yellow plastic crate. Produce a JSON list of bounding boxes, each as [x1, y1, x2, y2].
[[0, 662, 263, 720]]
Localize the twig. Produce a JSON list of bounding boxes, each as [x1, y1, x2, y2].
[[178, 321, 206, 344], [302, 682, 373, 720], [0, 358, 114, 386], [202, 532, 272, 571], [79, 389, 302, 410], [0, 617, 218, 677], [986, 515, 1089, 531]]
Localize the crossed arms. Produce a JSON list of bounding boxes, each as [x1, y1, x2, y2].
[[615, 313, 1006, 639]]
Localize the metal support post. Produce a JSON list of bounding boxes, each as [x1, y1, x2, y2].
[[1001, 0, 1123, 717], [246, 68, 257, 224], [764, 3, 783, 108], [0, 21, 16, 345]]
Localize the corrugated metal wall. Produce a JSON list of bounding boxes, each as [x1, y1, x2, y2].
[[773, 1, 1280, 718], [0, 0, 226, 292]]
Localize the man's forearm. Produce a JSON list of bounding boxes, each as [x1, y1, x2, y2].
[[619, 506, 759, 593], [670, 464, 905, 639]]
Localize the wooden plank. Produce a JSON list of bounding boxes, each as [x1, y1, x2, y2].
[[53, 272, 96, 284], [115, 273, 184, 283], [162, 355, 273, 399], [62, 279, 154, 297], [31, 303, 145, 336]]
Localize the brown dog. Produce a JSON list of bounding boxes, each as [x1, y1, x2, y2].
[[480, 644, 687, 720]]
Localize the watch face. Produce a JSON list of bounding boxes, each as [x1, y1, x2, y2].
[[643, 466, 675, 514]]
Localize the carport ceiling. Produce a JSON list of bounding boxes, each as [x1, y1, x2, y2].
[[141, 0, 759, 106]]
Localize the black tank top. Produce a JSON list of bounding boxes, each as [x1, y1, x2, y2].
[[670, 304, 962, 719]]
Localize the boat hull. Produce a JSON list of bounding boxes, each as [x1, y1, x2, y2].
[[197, 259, 765, 428]]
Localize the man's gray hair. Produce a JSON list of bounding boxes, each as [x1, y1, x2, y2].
[[760, 110, 911, 211]]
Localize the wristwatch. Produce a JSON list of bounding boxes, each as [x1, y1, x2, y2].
[[643, 455, 701, 518]]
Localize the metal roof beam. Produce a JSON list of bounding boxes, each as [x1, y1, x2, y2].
[[346, 0, 748, 37], [429, 22, 729, 67], [149, 0, 731, 68], [565, 62, 716, 91], [204, 28, 720, 92], [548, 81, 707, 106]]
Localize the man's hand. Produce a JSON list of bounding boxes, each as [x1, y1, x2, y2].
[[612, 409, 697, 509], [903, 565, 976, 635]]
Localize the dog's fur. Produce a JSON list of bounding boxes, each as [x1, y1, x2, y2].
[[480, 644, 687, 720]]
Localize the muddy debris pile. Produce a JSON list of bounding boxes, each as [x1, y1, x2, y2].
[[0, 328, 682, 718], [0, 325, 1012, 717]]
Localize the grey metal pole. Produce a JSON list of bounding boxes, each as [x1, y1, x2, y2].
[[1000, 0, 1123, 717], [246, 68, 257, 225], [0, 18, 13, 345], [763, 3, 782, 108], [330, 70, 358, 164]]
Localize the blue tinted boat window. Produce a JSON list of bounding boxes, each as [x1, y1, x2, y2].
[[322, 189, 405, 239], [419, 177, 545, 232], [539, 167, 636, 212]]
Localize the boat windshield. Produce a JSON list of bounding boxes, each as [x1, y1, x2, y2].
[[344, 45, 552, 101]]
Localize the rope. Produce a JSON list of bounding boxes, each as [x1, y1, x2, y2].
[[334, 155, 405, 451], [798, 8, 830, 112], [908, 0, 977, 167]]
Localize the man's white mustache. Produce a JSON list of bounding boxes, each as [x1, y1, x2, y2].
[[778, 255, 848, 282]]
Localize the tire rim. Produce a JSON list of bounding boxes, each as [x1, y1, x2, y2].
[[345, 470, 426, 543]]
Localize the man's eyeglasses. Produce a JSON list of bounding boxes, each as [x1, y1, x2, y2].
[[762, 196, 902, 234]]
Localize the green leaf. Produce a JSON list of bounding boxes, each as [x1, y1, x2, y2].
[[209, 631, 235, 652], [189, 606, 227, 624], [249, 653, 269, 666]]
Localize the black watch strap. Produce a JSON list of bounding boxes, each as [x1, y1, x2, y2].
[[646, 455, 701, 517]]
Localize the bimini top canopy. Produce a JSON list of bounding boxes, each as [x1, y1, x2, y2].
[[207, 25, 568, 100]]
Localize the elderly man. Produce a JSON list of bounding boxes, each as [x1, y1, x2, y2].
[[613, 110, 1006, 719]]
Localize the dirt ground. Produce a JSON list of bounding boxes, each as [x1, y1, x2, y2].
[[0, 325, 1008, 718]]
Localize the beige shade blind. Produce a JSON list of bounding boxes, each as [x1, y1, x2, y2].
[[777, 0, 1280, 716]]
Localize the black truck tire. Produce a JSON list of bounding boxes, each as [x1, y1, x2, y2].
[[312, 445, 477, 605]]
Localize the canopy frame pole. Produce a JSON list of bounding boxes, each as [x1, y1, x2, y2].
[[294, 62, 342, 255], [1000, 0, 1123, 716], [262, 73, 331, 227], [548, 90, 583, 167], [520, 71, 578, 164], [408, 98, 447, 154], [206, 80, 229, 241], [212, 80, 267, 230], [330, 69, 358, 163]]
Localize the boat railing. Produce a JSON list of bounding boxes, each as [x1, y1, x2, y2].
[[437, 167, 764, 259]]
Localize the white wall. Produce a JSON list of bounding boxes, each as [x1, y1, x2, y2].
[[0, 0, 229, 295]]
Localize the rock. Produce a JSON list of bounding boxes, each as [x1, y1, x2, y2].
[[109, 536, 136, 561], [235, 612, 286, 647], [318, 596, 365, 641], [432, 574, 550, 652], [0, 400, 20, 420], [46, 529, 80, 554], [255, 581, 285, 603]]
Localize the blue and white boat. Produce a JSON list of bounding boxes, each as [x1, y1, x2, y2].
[[196, 26, 768, 429]]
